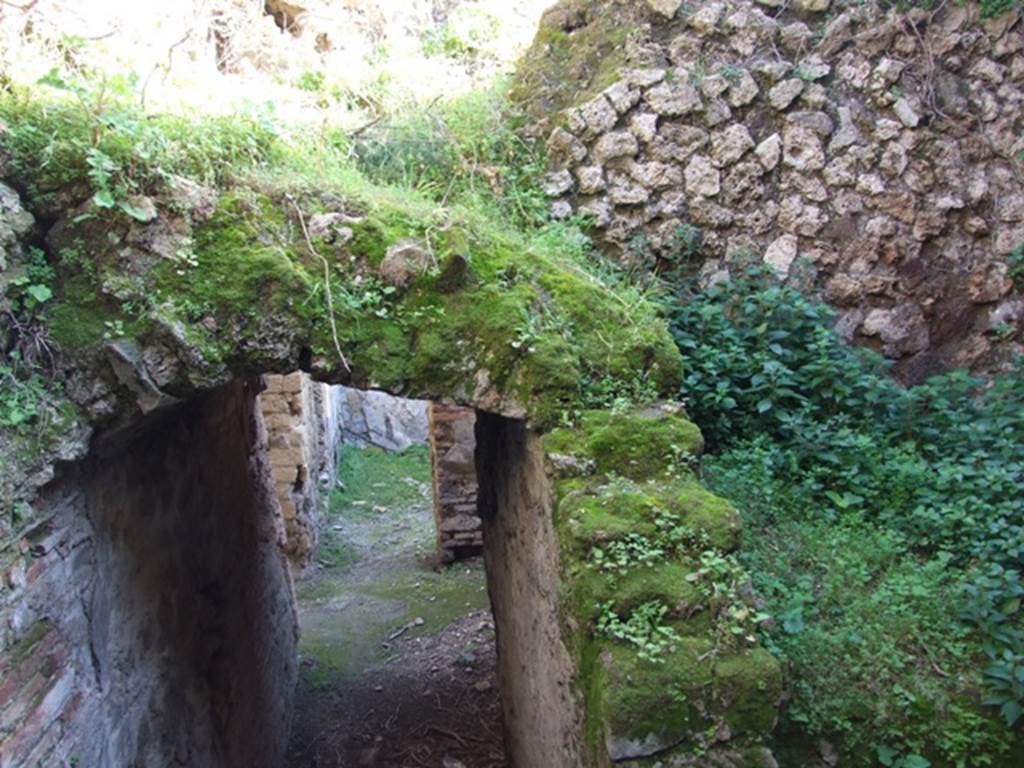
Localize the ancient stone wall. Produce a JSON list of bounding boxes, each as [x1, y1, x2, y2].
[[475, 411, 584, 768], [258, 372, 344, 568], [526, 0, 1024, 382], [428, 402, 483, 563], [0, 380, 297, 768], [338, 386, 429, 452]]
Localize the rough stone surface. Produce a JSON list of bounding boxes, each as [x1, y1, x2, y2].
[[338, 386, 429, 451], [428, 403, 482, 562], [258, 373, 344, 568], [685, 154, 721, 197], [523, 0, 1024, 381], [0, 381, 296, 768], [476, 413, 584, 768]]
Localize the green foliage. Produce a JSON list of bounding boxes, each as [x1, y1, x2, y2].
[[597, 599, 680, 663], [667, 268, 1024, 764], [980, 0, 1024, 17], [1008, 245, 1024, 286], [331, 444, 432, 515], [0, 364, 50, 432], [351, 83, 548, 229], [0, 74, 279, 212]]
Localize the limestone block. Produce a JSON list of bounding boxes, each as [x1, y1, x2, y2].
[[710, 124, 755, 167], [645, 82, 702, 116], [645, 0, 682, 18], [628, 112, 659, 143], [764, 234, 799, 277], [547, 127, 588, 164], [575, 95, 618, 137], [594, 131, 640, 162], [542, 170, 574, 197], [684, 154, 721, 197], [598, 84, 635, 118], [628, 161, 684, 189], [769, 79, 804, 111], [755, 133, 783, 171], [893, 98, 920, 128], [576, 166, 607, 195], [725, 69, 760, 107], [782, 125, 826, 172], [793, 0, 831, 13]]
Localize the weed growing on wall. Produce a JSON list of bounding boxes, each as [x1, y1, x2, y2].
[[666, 268, 1024, 766]]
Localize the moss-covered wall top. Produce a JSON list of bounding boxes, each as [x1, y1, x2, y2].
[[543, 406, 781, 765], [0, 93, 682, 512]]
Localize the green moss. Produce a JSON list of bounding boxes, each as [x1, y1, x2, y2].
[[609, 561, 703, 615], [169, 193, 310, 317], [511, 0, 635, 120], [545, 409, 704, 480], [712, 649, 783, 736], [47, 275, 117, 349], [602, 639, 715, 747]]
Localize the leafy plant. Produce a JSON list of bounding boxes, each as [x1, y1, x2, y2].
[[597, 600, 680, 663], [665, 266, 1024, 764]]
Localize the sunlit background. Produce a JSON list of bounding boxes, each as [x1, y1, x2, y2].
[[0, 0, 551, 124]]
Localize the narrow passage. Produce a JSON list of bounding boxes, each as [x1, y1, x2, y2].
[[284, 441, 507, 768]]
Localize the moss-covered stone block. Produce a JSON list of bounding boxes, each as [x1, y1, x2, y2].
[[713, 649, 784, 737], [544, 407, 704, 481], [549, 405, 779, 766], [602, 640, 714, 760]]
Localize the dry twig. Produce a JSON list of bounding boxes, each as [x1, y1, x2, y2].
[[289, 196, 352, 374]]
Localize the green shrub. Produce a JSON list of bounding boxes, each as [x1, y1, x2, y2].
[[666, 268, 1024, 765]]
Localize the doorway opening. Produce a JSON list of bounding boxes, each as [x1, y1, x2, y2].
[[276, 382, 506, 768]]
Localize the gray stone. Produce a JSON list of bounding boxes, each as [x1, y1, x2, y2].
[[628, 161, 684, 189], [628, 112, 659, 143], [575, 96, 618, 136], [381, 241, 433, 288], [874, 119, 903, 141], [576, 166, 606, 195], [780, 22, 813, 53], [726, 69, 760, 107], [703, 97, 733, 127], [542, 170, 574, 197], [764, 234, 799, 277], [893, 98, 920, 128], [861, 304, 929, 356], [624, 68, 667, 88], [689, 2, 724, 34], [795, 56, 831, 81], [787, 110, 835, 137], [793, 0, 831, 12], [646, 82, 702, 116], [551, 200, 573, 219], [755, 133, 783, 171], [782, 125, 826, 171], [769, 79, 804, 111], [685, 154, 721, 197], [593, 131, 640, 162], [339, 386, 429, 451], [710, 123, 755, 167], [604, 81, 642, 113], [608, 182, 651, 205], [578, 199, 613, 227], [699, 72, 730, 98], [998, 195, 1024, 222], [645, 0, 683, 18], [546, 128, 587, 164]]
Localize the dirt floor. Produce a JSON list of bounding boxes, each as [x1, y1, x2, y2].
[[284, 446, 507, 768]]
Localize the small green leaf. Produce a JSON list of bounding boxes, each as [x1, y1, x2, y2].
[[93, 189, 116, 208], [26, 284, 52, 304]]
